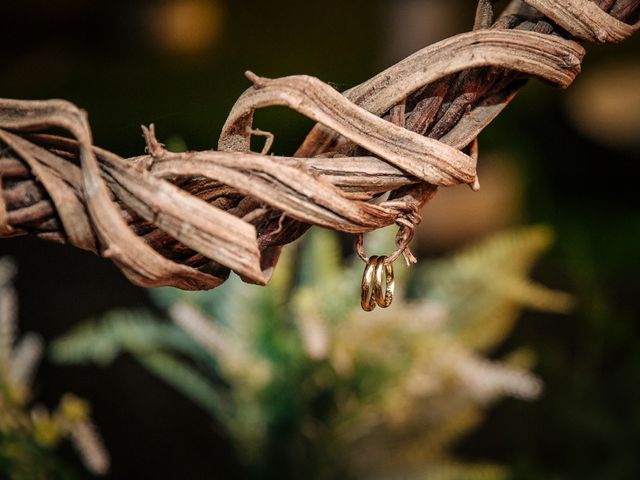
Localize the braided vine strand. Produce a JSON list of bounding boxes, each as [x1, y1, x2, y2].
[[0, 0, 637, 290]]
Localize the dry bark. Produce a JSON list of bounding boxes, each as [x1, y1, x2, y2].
[[0, 0, 638, 290]]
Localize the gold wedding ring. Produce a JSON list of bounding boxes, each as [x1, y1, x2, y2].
[[361, 255, 378, 312], [361, 255, 395, 311], [374, 256, 394, 308]]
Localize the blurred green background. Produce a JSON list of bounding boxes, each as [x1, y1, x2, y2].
[[0, 0, 639, 478]]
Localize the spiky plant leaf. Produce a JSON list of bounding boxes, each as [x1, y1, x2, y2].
[[51, 311, 208, 366], [413, 226, 572, 350]]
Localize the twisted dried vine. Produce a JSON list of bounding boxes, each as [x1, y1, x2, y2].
[[0, 0, 638, 290]]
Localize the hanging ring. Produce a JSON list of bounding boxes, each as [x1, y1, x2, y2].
[[374, 256, 394, 308], [356, 207, 417, 312], [360, 255, 395, 311], [361, 255, 378, 312]]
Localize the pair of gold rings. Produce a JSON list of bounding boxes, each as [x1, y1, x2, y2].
[[361, 255, 395, 311]]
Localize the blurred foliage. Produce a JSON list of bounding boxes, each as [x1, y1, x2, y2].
[[0, 258, 108, 479], [52, 226, 571, 478], [474, 53, 639, 479]]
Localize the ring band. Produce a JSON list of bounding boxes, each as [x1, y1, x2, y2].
[[374, 256, 394, 308], [361, 255, 378, 311]]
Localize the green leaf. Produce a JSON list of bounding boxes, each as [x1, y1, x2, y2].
[[50, 311, 207, 366]]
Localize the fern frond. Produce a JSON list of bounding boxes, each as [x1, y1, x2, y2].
[[67, 419, 110, 476], [450, 226, 554, 276], [454, 303, 520, 350], [57, 394, 110, 476], [422, 226, 555, 289], [136, 351, 227, 418], [496, 275, 574, 312], [415, 226, 569, 350], [170, 302, 229, 357], [439, 344, 543, 402], [50, 310, 206, 366]]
